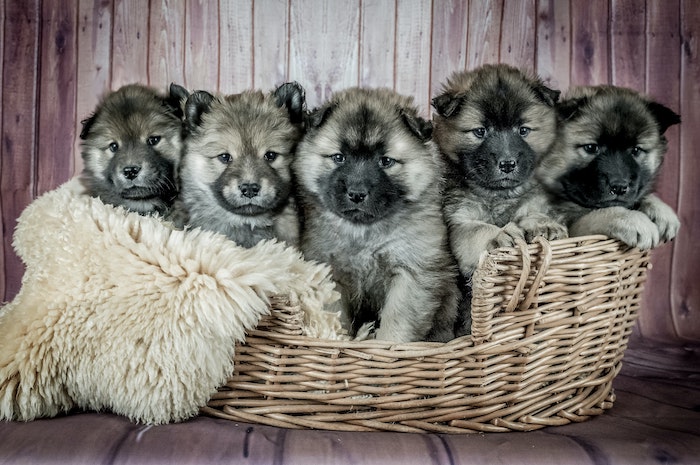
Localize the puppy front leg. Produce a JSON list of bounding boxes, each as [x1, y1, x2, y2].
[[570, 206, 660, 250], [449, 221, 524, 275], [375, 268, 437, 343]]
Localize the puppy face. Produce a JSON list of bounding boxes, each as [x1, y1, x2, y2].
[[432, 64, 559, 191], [80, 83, 187, 215], [182, 83, 304, 218], [538, 85, 680, 209], [295, 87, 437, 225]]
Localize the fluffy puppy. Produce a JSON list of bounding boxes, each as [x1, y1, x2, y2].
[[432, 64, 566, 336], [177, 82, 305, 248], [537, 85, 681, 249], [294, 87, 460, 343], [80, 83, 188, 215]]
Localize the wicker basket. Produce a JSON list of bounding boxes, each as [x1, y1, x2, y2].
[[203, 235, 650, 433]]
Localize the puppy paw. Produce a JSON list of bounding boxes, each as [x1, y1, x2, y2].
[[572, 209, 660, 250], [519, 216, 569, 242], [488, 222, 525, 250], [639, 198, 680, 243]]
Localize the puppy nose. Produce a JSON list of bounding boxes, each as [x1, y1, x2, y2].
[[239, 183, 261, 198], [610, 184, 629, 196], [122, 166, 141, 180], [347, 190, 367, 204], [498, 160, 517, 173]]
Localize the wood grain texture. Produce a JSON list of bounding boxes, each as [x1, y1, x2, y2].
[[111, 0, 149, 87], [1, 1, 41, 302], [253, 0, 289, 91], [395, 0, 433, 115], [289, 0, 360, 109], [219, 0, 252, 93], [359, 0, 396, 89], [0, 0, 6, 300], [148, 0, 186, 90], [675, 0, 700, 341], [466, 0, 503, 68], [75, 0, 113, 175], [535, 0, 570, 90], [429, 0, 469, 100], [36, 0, 77, 196], [184, 0, 219, 90], [499, 0, 536, 69], [640, 0, 682, 342], [570, 0, 609, 85]]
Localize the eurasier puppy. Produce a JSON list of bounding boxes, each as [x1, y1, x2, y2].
[[176, 82, 305, 248], [293, 87, 460, 343], [432, 64, 566, 336], [537, 85, 681, 249], [79, 83, 188, 215]]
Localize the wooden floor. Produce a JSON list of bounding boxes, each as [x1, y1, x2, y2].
[[0, 339, 698, 464]]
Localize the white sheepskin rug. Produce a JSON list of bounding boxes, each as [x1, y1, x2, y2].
[[0, 179, 338, 424]]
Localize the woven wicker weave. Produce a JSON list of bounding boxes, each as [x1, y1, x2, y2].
[[203, 235, 650, 433]]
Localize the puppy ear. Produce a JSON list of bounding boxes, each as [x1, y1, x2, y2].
[[307, 105, 333, 129], [79, 113, 98, 140], [556, 97, 587, 121], [431, 93, 462, 118], [400, 110, 433, 142], [166, 83, 189, 119], [647, 101, 681, 134], [274, 82, 306, 125], [184, 90, 215, 132], [533, 84, 561, 107]]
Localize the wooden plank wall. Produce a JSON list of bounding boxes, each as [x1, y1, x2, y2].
[[1, 0, 698, 343]]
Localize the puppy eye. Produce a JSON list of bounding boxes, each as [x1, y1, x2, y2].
[[631, 146, 644, 157], [582, 144, 599, 155], [218, 153, 232, 164], [109, 142, 119, 153], [331, 153, 346, 165], [472, 127, 486, 138], [519, 127, 531, 137], [378, 157, 396, 168], [264, 151, 278, 162], [147, 136, 161, 146]]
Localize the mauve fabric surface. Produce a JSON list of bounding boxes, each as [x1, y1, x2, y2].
[[1, 340, 698, 465]]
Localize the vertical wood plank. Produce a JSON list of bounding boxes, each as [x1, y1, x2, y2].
[[466, 0, 503, 68], [0, 0, 5, 300], [36, 0, 78, 196], [220, 0, 253, 93], [149, 0, 186, 89], [112, 0, 149, 87], [639, 0, 682, 342], [253, 0, 288, 91], [395, 0, 433, 115], [184, 0, 219, 90], [535, 0, 571, 90], [1, 1, 41, 301], [570, 0, 609, 86], [289, 0, 360, 109], [610, 0, 646, 90], [499, 0, 536, 69], [75, 0, 113, 176], [359, 0, 396, 89], [429, 0, 468, 100], [675, 0, 700, 340]]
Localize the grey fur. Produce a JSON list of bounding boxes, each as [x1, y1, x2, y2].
[[294, 87, 460, 343], [176, 83, 305, 248], [79, 83, 187, 216]]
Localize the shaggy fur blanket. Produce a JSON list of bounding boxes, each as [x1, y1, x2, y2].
[[0, 179, 338, 424]]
